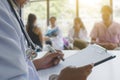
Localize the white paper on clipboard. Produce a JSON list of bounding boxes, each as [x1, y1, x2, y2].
[[38, 44, 116, 80]]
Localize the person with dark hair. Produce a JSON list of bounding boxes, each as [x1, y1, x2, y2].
[[26, 13, 43, 48], [68, 17, 88, 49], [90, 5, 120, 50]]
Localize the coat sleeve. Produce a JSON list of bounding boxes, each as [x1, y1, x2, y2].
[[0, 2, 28, 80]]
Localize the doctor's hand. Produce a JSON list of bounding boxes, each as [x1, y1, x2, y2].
[[58, 64, 93, 80], [33, 50, 64, 70]]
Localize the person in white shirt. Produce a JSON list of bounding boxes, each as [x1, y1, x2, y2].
[[45, 17, 64, 50], [68, 17, 88, 49]]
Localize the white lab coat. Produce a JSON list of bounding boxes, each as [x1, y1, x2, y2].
[[46, 26, 64, 50], [68, 27, 88, 42], [0, 0, 40, 80]]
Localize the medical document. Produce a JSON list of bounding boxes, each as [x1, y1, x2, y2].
[[38, 44, 116, 80]]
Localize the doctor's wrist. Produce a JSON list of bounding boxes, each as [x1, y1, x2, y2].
[[33, 58, 44, 70]]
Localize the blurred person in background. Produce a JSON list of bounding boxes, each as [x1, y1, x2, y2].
[[68, 17, 88, 50], [26, 13, 43, 49], [45, 16, 64, 50], [90, 5, 120, 50]]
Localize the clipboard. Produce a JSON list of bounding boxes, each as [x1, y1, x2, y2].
[[91, 44, 116, 66], [38, 44, 116, 80], [60, 44, 116, 67]]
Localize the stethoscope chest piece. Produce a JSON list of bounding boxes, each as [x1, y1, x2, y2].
[[26, 48, 37, 60]]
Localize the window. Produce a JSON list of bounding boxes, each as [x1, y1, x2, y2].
[[79, 0, 110, 35], [23, 1, 47, 33], [23, 0, 76, 36], [49, 0, 76, 36], [23, 0, 114, 38], [113, 0, 120, 23]]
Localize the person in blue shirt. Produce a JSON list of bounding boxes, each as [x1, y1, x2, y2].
[[0, 0, 93, 80]]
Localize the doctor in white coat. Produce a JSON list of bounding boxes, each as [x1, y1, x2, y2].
[[0, 0, 93, 80]]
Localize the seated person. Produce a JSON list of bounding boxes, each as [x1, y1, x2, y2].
[[68, 17, 88, 49], [45, 16, 64, 50], [90, 5, 120, 50], [26, 13, 43, 49]]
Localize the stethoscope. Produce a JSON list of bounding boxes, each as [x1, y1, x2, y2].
[[7, 0, 42, 60]]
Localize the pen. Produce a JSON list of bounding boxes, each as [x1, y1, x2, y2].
[[47, 45, 65, 61]]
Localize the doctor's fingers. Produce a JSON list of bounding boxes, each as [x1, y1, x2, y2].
[[42, 62, 55, 69], [78, 64, 93, 76], [53, 58, 61, 65], [49, 52, 64, 59], [78, 64, 93, 71]]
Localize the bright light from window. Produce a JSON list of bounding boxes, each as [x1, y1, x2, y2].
[[80, 0, 101, 6], [69, 0, 110, 7], [69, 0, 75, 4], [78, 0, 110, 37], [68, 0, 76, 9]]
